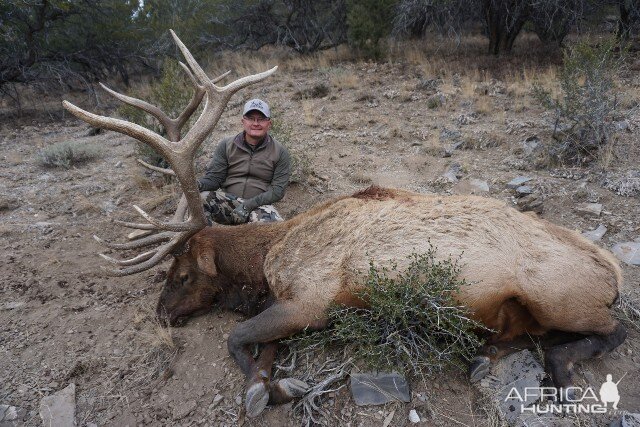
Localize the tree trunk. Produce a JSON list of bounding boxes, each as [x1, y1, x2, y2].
[[617, 1, 631, 41], [483, 0, 529, 55]]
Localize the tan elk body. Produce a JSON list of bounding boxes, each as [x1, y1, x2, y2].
[[63, 31, 626, 418]]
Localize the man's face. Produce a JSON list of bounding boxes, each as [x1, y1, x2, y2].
[[242, 111, 271, 143]]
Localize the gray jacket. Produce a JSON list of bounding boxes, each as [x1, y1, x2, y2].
[[198, 132, 291, 211]]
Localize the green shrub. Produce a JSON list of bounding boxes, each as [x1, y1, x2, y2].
[[38, 141, 101, 169], [533, 38, 625, 164], [286, 247, 488, 377], [347, 0, 397, 59]]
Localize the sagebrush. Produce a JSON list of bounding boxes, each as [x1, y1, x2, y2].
[[38, 141, 101, 169], [533, 38, 626, 164], [286, 247, 488, 378]]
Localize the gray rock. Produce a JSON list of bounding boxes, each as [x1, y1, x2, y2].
[[0, 405, 18, 422], [582, 224, 607, 242], [515, 186, 533, 196], [0, 302, 25, 311], [453, 179, 490, 195], [520, 136, 540, 157], [350, 372, 411, 406], [470, 179, 490, 192], [408, 409, 420, 423], [443, 163, 462, 183], [476, 350, 546, 426], [611, 242, 640, 266], [39, 383, 76, 427], [575, 203, 602, 217], [507, 176, 533, 189], [614, 120, 631, 132], [610, 412, 640, 427]]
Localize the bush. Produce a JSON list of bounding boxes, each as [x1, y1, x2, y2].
[[286, 247, 488, 377], [38, 141, 101, 169], [347, 0, 397, 59], [533, 38, 625, 164]]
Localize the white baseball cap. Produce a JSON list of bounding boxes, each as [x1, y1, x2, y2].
[[243, 99, 270, 118]]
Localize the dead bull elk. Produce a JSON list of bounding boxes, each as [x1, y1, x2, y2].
[[63, 31, 626, 418]]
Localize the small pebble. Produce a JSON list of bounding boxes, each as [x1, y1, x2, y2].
[[409, 409, 421, 423]]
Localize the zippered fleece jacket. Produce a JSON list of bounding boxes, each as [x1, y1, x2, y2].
[[197, 132, 291, 211]]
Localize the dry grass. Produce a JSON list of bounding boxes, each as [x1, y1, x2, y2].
[[329, 68, 360, 90], [301, 100, 319, 127], [475, 96, 493, 115], [349, 171, 373, 185]]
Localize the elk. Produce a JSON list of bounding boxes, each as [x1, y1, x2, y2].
[[63, 31, 627, 418]]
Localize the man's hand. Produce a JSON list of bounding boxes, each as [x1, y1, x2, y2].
[[231, 205, 250, 224]]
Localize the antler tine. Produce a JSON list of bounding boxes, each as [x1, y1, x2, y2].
[[112, 220, 158, 230], [62, 101, 172, 159], [100, 250, 156, 266], [170, 29, 210, 88], [94, 231, 173, 250], [102, 233, 188, 276], [136, 158, 176, 176], [212, 70, 231, 84], [99, 83, 176, 138], [132, 205, 199, 232]]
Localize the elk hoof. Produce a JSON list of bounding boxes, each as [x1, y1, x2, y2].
[[469, 356, 491, 383], [245, 382, 269, 418], [274, 378, 310, 399]]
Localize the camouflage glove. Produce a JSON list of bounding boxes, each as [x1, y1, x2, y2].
[[231, 204, 250, 224]]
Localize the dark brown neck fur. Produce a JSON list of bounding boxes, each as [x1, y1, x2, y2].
[[200, 221, 291, 315]]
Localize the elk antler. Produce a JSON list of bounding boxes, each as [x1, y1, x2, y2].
[[62, 29, 277, 276]]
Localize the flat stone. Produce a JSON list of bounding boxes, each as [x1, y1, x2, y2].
[[507, 176, 533, 189], [0, 405, 18, 421], [39, 383, 76, 427], [575, 203, 602, 217], [515, 185, 533, 196], [611, 242, 640, 266], [476, 350, 546, 426], [582, 224, 607, 242], [408, 409, 420, 423], [454, 179, 489, 195], [350, 372, 411, 406], [0, 302, 25, 311]]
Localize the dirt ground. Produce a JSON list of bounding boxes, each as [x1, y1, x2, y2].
[[2, 43, 640, 426]]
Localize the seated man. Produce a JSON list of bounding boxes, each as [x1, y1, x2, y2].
[[197, 99, 291, 225]]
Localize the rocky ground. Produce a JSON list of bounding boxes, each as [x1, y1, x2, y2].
[[1, 41, 640, 426]]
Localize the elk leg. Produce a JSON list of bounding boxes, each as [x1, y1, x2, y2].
[[469, 331, 585, 383], [544, 322, 627, 393], [227, 301, 325, 417]]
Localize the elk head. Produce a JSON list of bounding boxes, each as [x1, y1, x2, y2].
[[62, 30, 277, 324]]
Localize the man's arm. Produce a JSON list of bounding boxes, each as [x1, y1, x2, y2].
[[242, 147, 291, 211], [197, 139, 229, 191]]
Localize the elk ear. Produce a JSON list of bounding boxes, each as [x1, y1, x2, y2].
[[196, 252, 217, 276]]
